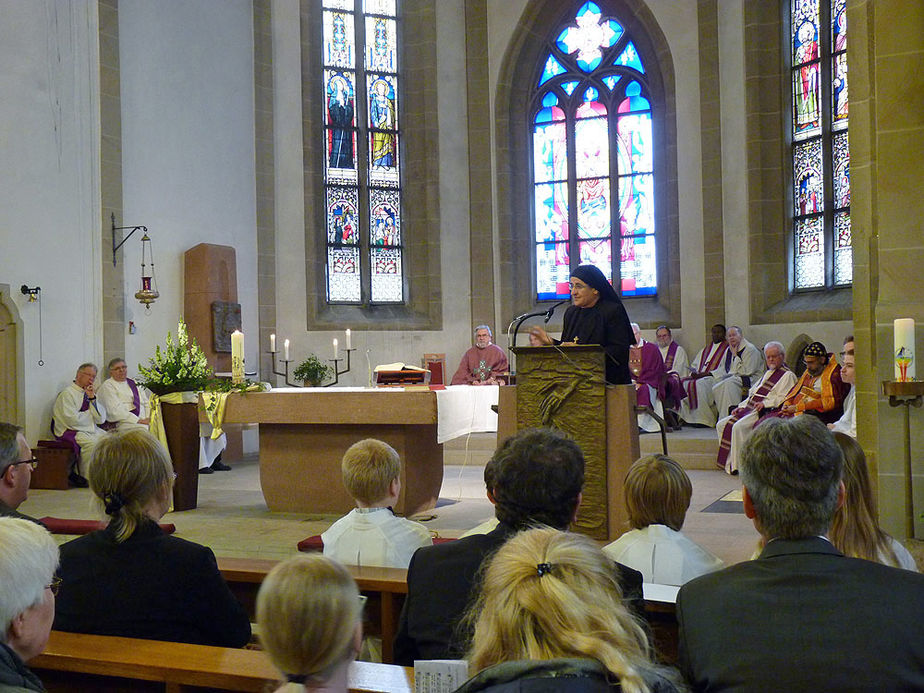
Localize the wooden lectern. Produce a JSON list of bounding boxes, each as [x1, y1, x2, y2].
[[499, 345, 640, 542]]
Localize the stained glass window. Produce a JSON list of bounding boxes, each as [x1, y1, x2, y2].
[[323, 0, 403, 303], [531, 1, 657, 300], [790, 0, 850, 289]]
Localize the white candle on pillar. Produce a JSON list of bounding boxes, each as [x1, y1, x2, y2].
[[270, 333, 276, 353], [333, 338, 339, 360], [231, 330, 244, 384], [894, 318, 915, 381], [284, 339, 290, 361], [345, 328, 352, 350]]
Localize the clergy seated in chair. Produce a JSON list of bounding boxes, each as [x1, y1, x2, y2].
[[321, 439, 431, 569], [52, 363, 110, 484], [758, 341, 847, 426], [450, 325, 508, 386], [630, 323, 666, 433], [715, 341, 797, 475], [678, 324, 729, 427], [97, 358, 150, 432], [711, 326, 765, 420], [655, 325, 688, 429]]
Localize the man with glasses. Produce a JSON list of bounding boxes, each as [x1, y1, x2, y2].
[[764, 341, 847, 425], [0, 423, 43, 525]]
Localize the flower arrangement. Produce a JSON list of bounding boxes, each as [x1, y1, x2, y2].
[[138, 320, 214, 395], [293, 354, 332, 386]]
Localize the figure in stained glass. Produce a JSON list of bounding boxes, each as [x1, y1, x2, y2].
[[833, 1, 847, 52], [369, 78, 397, 168], [326, 11, 353, 67], [371, 202, 399, 245], [833, 55, 848, 121], [366, 16, 395, 72], [327, 75, 355, 169]]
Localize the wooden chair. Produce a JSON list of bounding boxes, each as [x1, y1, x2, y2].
[[422, 353, 446, 386]]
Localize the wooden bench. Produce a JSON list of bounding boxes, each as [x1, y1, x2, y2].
[[218, 557, 408, 665], [31, 630, 413, 693], [31, 441, 73, 490]]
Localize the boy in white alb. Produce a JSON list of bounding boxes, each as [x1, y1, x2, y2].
[[322, 439, 432, 569]]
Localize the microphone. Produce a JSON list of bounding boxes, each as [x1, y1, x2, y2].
[[543, 299, 570, 323]]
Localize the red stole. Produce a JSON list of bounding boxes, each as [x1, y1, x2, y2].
[[664, 341, 679, 371], [716, 366, 790, 468], [684, 341, 730, 409]]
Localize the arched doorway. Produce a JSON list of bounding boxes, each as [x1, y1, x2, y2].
[[0, 286, 22, 425]]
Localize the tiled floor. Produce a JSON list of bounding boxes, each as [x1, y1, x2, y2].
[[20, 432, 760, 565]]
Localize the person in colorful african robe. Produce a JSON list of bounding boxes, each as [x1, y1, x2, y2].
[[451, 325, 508, 386], [759, 340, 847, 426]]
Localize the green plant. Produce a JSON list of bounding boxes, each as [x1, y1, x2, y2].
[[293, 354, 332, 386], [138, 320, 213, 395]]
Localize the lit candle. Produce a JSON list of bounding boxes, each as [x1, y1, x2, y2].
[[270, 333, 276, 353], [345, 328, 352, 350], [231, 330, 244, 384], [284, 338, 290, 361], [333, 338, 339, 360], [894, 318, 915, 382]]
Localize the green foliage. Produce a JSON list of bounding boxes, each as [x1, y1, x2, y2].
[[138, 320, 214, 395], [293, 354, 332, 386]]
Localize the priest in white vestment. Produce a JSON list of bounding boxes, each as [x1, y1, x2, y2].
[[98, 358, 150, 431], [715, 342, 797, 473], [52, 363, 109, 471], [712, 326, 766, 419], [679, 324, 730, 427]]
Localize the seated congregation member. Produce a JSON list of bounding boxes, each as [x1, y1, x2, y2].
[[677, 417, 924, 691], [630, 323, 667, 434], [679, 324, 729, 427], [54, 429, 251, 647], [97, 357, 150, 431], [655, 325, 688, 429], [711, 326, 764, 420], [766, 340, 846, 424], [456, 528, 681, 693], [828, 336, 855, 437], [451, 325, 508, 385], [393, 427, 645, 665], [831, 432, 917, 571], [603, 455, 723, 586], [52, 362, 109, 485], [0, 517, 59, 693], [321, 438, 431, 569], [0, 423, 43, 525], [715, 341, 796, 474], [257, 555, 362, 693]]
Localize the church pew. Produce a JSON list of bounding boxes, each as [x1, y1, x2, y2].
[[217, 557, 408, 664], [30, 630, 413, 693]]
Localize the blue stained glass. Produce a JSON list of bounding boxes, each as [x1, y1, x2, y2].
[[533, 120, 567, 182], [539, 55, 567, 86], [562, 81, 580, 95], [535, 182, 569, 243], [619, 232, 657, 296], [618, 174, 654, 237], [583, 86, 599, 102], [541, 92, 559, 108], [556, 1, 619, 73], [603, 75, 621, 91], [626, 81, 641, 96], [535, 105, 565, 124], [579, 240, 612, 279], [536, 243, 571, 300], [575, 116, 608, 178], [577, 178, 610, 239], [617, 112, 653, 174], [614, 41, 644, 73]]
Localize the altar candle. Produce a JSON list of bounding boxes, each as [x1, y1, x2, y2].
[[333, 338, 339, 360], [231, 330, 244, 384], [345, 328, 351, 350], [270, 333, 276, 353], [284, 338, 290, 361], [894, 318, 915, 381]]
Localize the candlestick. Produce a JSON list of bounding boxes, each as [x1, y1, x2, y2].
[[894, 318, 915, 382], [284, 338, 290, 361], [270, 333, 276, 353], [333, 338, 339, 360], [345, 328, 352, 350], [230, 330, 244, 384]]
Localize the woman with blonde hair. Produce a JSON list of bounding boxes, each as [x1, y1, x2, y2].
[[457, 528, 681, 693], [830, 432, 917, 571], [257, 554, 363, 691], [54, 429, 251, 646]]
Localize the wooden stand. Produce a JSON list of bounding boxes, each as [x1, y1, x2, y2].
[[504, 346, 640, 541], [32, 443, 73, 490], [161, 402, 200, 511]]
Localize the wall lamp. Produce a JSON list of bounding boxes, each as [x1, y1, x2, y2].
[[112, 213, 159, 310]]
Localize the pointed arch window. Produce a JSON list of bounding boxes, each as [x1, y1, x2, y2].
[[323, 0, 403, 304], [790, 0, 850, 290], [532, 1, 656, 300]]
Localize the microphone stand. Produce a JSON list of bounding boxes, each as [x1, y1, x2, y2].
[[507, 299, 570, 377]]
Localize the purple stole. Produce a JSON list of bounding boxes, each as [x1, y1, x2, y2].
[[662, 342, 686, 407], [664, 341, 679, 371], [126, 378, 142, 416], [683, 342, 730, 409], [716, 366, 789, 469], [51, 392, 90, 463]]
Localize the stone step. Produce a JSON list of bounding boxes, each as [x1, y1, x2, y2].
[[639, 428, 720, 470]]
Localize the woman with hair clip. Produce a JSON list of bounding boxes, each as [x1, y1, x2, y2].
[[456, 527, 682, 693], [54, 429, 251, 646], [830, 432, 918, 571], [257, 554, 363, 692]]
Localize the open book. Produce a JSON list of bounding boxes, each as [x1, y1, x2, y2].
[[373, 362, 428, 372]]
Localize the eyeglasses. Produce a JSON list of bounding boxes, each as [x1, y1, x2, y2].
[[9, 458, 38, 471], [47, 576, 62, 596]]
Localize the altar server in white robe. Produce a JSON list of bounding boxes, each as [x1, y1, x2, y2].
[[715, 341, 798, 474], [52, 363, 109, 466], [712, 326, 766, 420], [679, 324, 730, 427], [98, 358, 150, 432]]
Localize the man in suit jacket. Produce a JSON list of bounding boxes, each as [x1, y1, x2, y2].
[[393, 428, 645, 665], [677, 416, 924, 691]]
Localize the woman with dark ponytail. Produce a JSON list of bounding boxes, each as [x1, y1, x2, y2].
[[54, 429, 251, 647]]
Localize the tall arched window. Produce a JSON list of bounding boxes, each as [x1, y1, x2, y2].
[[323, 0, 403, 304], [790, 0, 850, 290], [532, 1, 656, 301]]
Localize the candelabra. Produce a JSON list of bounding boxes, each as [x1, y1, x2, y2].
[[323, 348, 356, 387], [268, 348, 356, 387]]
